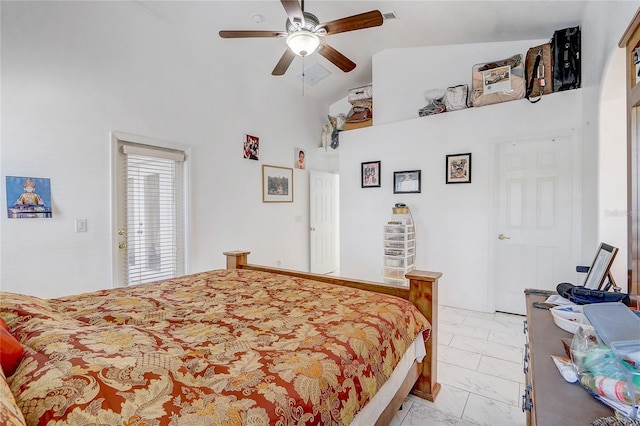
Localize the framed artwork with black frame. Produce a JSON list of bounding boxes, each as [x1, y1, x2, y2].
[[446, 153, 472, 184], [393, 170, 421, 194], [361, 161, 381, 188]]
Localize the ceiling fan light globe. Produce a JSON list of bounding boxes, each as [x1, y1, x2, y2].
[[286, 30, 320, 57]]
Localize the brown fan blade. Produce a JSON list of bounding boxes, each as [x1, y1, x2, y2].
[[318, 10, 383, 35], [272, 49, 296, 76], [219, 30, 286, 38], [280, 0, 305, 28], [317, 40, 356, 73]]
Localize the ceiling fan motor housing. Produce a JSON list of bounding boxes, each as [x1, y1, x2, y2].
[[286, 12, 321, 34]]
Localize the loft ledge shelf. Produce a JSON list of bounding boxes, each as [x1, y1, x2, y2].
[[318, 146, 339, 156], [378, 87, 581, 126]]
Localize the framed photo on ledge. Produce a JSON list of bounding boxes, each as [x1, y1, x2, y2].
[[262, 165, 293, 203], [394, 170, 421, 194], [361, 161, 381, 188], [446, 153, 472, 184]]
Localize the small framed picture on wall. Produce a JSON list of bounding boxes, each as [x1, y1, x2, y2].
[[262, 165, 293, 203], [393, 170, 421, 194], [361, 161, 381, 188], [294, 148, 305, 170], [446, 153, 472, 184], [6, 176, 53, 218], [243, 134, 259, 160]]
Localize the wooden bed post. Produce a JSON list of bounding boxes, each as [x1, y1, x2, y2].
[[406, 270, 441, 402], [223, 251, 250, 269]]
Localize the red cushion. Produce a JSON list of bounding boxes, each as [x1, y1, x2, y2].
[[0, 319, 24, 377]]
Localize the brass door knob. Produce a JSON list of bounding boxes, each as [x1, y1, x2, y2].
[[498, 234, 511, 240]]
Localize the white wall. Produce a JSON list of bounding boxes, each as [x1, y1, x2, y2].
[[339, 91, 583, 313], [578, 1, 636, 277], [0, 1, 326, 298], [598, 47, 628, 286]]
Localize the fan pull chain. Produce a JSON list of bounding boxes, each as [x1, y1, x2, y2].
[[301, 56, 305, 97]]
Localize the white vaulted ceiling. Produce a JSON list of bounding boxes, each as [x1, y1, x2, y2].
[[136, 0, 594, 104]]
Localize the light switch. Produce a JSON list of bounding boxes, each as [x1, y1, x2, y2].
[[75, 218, 87, 232]]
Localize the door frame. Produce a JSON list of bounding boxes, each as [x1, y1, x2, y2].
[[110, 131, 192, 287], [487, 129, 582, 312]]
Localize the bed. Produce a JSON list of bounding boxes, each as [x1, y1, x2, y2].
[[0, 251, 441, 425]]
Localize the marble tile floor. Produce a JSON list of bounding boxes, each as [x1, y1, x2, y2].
[[391, 305, 527, 426]]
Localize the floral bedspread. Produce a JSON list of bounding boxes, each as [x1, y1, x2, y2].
[[0, 269, 431, 426]]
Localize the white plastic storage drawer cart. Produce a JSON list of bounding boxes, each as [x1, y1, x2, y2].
[[383, 222, 415, 286]]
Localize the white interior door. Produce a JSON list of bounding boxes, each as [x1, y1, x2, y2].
[[309, 170, 339, 274], [493, 134, 579, 314]]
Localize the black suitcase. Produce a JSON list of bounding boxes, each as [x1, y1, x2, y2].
[[552, 26, 581, 91]]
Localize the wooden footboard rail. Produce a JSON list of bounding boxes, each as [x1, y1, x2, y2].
[[224, 251, 441, 402]]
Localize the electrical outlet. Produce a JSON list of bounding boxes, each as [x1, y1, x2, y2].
[[75, 218, 87, 232]]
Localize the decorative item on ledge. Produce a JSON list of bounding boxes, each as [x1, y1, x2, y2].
[[343, 118, 372, 131], [322, 115, 342, 150], [343, 84, 373, 131]]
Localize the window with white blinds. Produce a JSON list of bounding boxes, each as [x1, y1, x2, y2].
[[119, 142, 185, 285]]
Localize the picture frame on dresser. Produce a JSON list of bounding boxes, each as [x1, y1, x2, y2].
[[582, 242, 618, 290]]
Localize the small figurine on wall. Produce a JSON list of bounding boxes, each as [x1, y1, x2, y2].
[[295, 148, 305, 170], [6, 176, 52, 218]]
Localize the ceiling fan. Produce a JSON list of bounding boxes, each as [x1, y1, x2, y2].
[[219, 0, 383, 76]]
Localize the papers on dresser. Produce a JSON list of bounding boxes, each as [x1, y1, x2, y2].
[[545, 294, 575, 306]]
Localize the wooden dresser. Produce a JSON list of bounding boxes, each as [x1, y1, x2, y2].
[[523, 291, 613, 425]]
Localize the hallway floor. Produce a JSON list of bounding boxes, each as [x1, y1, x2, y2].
[[392, 305, 527, 426]]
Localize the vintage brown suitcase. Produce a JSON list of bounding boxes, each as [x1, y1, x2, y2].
[[525, 43, 553, 102]]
